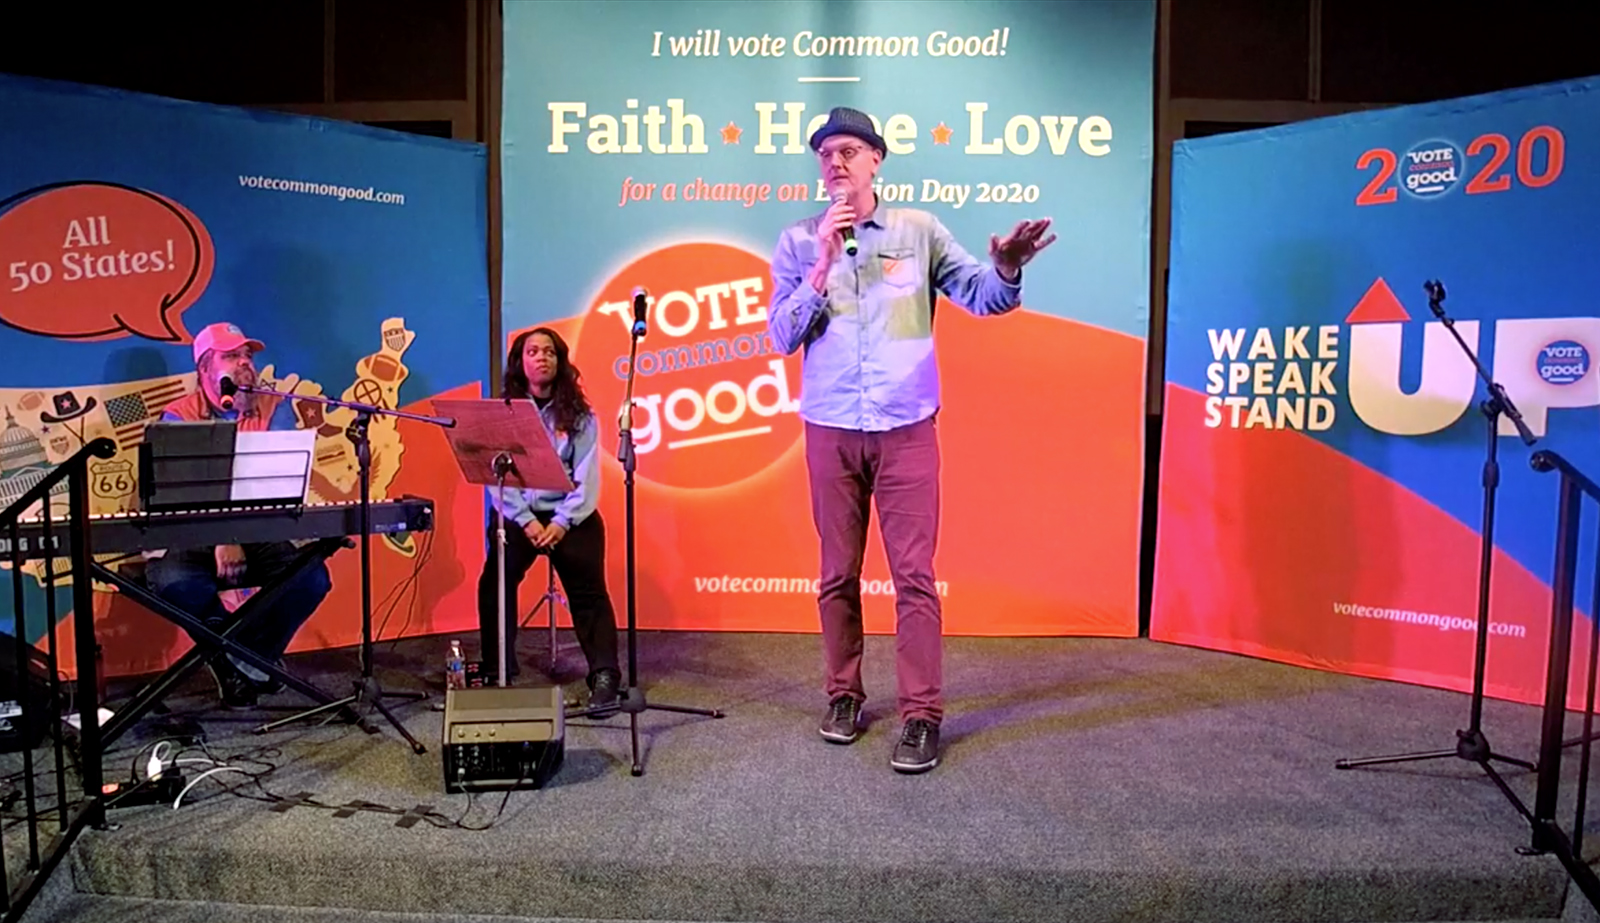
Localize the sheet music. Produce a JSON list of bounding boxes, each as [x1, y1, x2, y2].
[[232, 429, 315, 502]]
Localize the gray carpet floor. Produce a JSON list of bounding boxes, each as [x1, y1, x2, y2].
[[28, 894, 1580, 923], [16, 631, 1598, 922]]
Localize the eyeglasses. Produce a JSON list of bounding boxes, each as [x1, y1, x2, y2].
[[816, 144, 870, 164]]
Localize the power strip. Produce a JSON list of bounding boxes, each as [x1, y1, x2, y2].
[[104, 771, 186, 809]]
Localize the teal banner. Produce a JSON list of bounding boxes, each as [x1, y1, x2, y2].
[[501, 0, 1154, 637]]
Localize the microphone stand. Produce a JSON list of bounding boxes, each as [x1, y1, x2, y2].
[[564, 295, 725, 777], [247, 381, 456, 753], [1336, 280, 1540, 817], [493, 450, 514, 689]]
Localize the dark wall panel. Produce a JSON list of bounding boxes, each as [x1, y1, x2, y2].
[[335, 0, 467, 101], [3, 2, 1599, 123], [0, 3, 324, 104], [1322, 1, 1600, 103], [1170, 0, 1309, 100]]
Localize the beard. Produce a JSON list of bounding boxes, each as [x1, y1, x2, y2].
[[207, 366, 258, 415]]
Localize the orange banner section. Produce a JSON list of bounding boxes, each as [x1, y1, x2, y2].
[[1154, 383, 1597, 710], [516, 304, 1144, 638]]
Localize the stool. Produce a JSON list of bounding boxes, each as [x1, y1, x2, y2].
[[519, 551, 575, 674]]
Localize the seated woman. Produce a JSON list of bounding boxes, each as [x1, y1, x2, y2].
[[478, 326, 620, 713]]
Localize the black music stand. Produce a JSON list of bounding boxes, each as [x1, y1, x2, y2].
[[140, 419, 319, 509], [250, 386, 455, 753], [432, 399, 573, 687], [138, 419, 242, 509]]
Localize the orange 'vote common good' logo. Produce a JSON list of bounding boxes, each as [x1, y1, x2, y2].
[[572, 242, 803, 490]]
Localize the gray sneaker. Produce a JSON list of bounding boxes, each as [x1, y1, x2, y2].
[[890, 719, 940, 773], [819, 694, 863, 744]]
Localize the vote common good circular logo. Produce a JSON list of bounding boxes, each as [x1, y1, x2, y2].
[[1402, 139, 1464, 198], [1537, 339, 1591, 385], [569, 242, 803, 490]]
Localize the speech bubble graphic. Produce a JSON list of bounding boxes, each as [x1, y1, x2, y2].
[[0, 181, 214, 343]]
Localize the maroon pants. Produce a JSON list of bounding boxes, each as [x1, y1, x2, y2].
[[804, 416, 942, 724]]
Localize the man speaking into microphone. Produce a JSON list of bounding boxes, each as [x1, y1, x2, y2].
[[768, 106, 1056, 774], [145, 322, 332, 709]]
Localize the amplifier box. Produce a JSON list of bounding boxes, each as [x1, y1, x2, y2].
[[441, 684, 564, 793]]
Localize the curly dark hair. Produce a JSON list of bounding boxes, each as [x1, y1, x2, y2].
[[503, 327, 593, 436]]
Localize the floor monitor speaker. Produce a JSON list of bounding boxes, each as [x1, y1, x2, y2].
[[441, 684, 564, 793]]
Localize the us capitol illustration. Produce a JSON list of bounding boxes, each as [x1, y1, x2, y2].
[[0, 406, 63, 512]]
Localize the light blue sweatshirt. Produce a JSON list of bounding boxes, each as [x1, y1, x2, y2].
[[489, 397, 600, 530]]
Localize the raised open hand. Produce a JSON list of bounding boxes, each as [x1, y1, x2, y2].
[[990, 218, 1058, 281]]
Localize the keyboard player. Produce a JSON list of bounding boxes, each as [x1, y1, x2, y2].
[[143, 322, 332, 709]]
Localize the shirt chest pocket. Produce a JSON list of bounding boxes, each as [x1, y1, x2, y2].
[[875, 248, 932, 340], [876, 248, 922, 295]]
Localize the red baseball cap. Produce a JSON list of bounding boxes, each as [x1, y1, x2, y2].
[[192, 322, 265, 363]]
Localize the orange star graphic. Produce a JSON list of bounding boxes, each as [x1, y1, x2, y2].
[[931, 122, 953, 145], [720, 122, 743, 144]]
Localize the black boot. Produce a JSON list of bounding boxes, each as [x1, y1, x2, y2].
[[207, 659, 259, 710], [588, 668, 621, 717]]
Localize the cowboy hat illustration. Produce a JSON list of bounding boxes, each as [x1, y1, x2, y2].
[[38, 391, 96, 424]]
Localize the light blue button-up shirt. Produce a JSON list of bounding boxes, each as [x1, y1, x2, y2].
[[488, 398, 600, 530], [768, 203, 1023, 432]]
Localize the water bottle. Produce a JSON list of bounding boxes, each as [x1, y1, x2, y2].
[[445, 640, 466, 690]]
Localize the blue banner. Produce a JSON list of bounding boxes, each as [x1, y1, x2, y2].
[[0, 73, 489, 676], [1155, 76, 1600, 705]]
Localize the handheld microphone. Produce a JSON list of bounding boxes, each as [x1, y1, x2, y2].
[[631, 287, 649, 337], [832, 191, 858, 257], [218, 376, 237, 411]]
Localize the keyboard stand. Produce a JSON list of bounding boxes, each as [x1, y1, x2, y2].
[[93, 537, 372, 749]]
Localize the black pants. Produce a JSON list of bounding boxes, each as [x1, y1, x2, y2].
[[477, 511, 618, 683]]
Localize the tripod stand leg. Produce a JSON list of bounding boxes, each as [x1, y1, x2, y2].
[[630, 713, 642, 777], [1337, 727, 1538, 772], [1336, 748, 1457, 770], [1489, 753, 1538, 772], [257, 693, 354, 732], [1481, 761, 1535, 824], [258, 678, 427, 753], [646, 703, 726, 718], [367, 687, 427, 754]]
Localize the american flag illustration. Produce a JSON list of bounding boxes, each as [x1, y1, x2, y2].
[[105, 378, 189, 451]]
